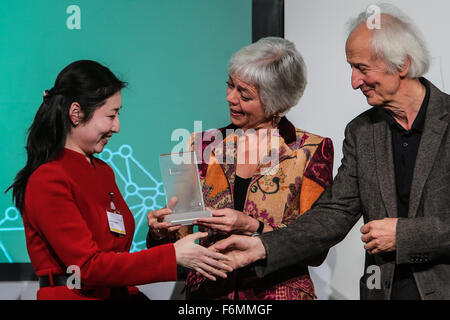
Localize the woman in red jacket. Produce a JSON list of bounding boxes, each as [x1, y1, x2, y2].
[[7, 60, 231, 300]]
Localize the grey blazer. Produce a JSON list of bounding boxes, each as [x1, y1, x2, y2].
[[257, 78, 450, 299]]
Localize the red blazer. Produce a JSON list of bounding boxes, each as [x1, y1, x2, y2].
[[23, 148, 177, 300]]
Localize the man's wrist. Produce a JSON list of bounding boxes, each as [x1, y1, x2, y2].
[[252, 236, 267, 260]]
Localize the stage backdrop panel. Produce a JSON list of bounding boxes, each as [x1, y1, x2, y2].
[[0, 0, 251, 265]]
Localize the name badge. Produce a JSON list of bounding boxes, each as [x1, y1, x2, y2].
[[107, 211, 126, 235]]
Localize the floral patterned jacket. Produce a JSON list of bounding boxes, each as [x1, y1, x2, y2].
[[149, 117, 334, 300]]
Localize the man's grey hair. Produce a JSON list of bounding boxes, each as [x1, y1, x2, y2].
[[228, 37, 307, 116], [347, 3, 430, 78]]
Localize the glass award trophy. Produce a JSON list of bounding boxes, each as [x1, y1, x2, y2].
[[159, 151, 211, 225]]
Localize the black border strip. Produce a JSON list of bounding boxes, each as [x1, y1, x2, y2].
[[252, 0, 285, 42], [0, 263, 37, 281]]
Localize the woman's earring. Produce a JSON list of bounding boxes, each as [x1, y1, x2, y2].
[[272, 115, 280, 127]]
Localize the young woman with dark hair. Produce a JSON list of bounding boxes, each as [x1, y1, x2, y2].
[[7, 60, 231, 300]]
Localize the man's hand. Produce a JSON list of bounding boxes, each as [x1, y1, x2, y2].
[[209, 235, 267, 269], [360, 218, 398, 254]]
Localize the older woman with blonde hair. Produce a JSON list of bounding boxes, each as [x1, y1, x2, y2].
[[147, 37, 334, 300]]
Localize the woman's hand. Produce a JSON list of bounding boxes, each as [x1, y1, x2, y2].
[[194, 208, 261, 235], [147, 196, 181, 239], [174, 232, 233, 281], [209, 234, 267, 270]]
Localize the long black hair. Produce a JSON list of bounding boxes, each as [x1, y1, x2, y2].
[[7, 60, 127, 213]]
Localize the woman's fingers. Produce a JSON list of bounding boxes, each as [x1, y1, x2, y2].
[[175, 232, 235, 280], [196, 217, 227, 224], [202, 262, 228, 279], [167, 225, 182, 232], [209, 209, 226, 217], [168, 196, 178, 209], [195, 221, 228, 231], [201, 252, 232, 273], [194, 217, 232, 234], [148, 208, 172, 226], [155, 208, 173, 218], [195, 266, 216, 281], [196, 209, 246, 234], [151, 221, 176, 233], [194, 222, 228, 232], [195, 247, 233, 275], [205, 248, 232, 263], [184, 232, 208, 241], [196, 260, 228, 279], [210, 235, 249, 252], [209, 237, 234, 251], [153, 221, 172, 228]]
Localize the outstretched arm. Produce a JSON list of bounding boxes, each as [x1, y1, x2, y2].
[[211, 123, 363, 275]]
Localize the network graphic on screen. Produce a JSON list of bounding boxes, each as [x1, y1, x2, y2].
[[98, 145, 166, 252], [0, 144, 165, 262], [0, 207, 22, 262]]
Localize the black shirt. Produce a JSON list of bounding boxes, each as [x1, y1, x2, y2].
[[387, 78, 430, 218], [233, 175, 252, 212], [232, 175, 252, 300], [385, 78, 430, 299]]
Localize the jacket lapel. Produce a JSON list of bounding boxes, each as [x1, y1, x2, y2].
[[408, 82, 448, 218], [373, 116, 398, 218]]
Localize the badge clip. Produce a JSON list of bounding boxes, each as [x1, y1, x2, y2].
[[107, 192, 126, 237]]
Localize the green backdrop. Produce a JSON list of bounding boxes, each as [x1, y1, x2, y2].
[[0, 0, 251, 263]]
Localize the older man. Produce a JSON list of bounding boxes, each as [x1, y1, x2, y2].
[[212, 5, 450, 300]]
